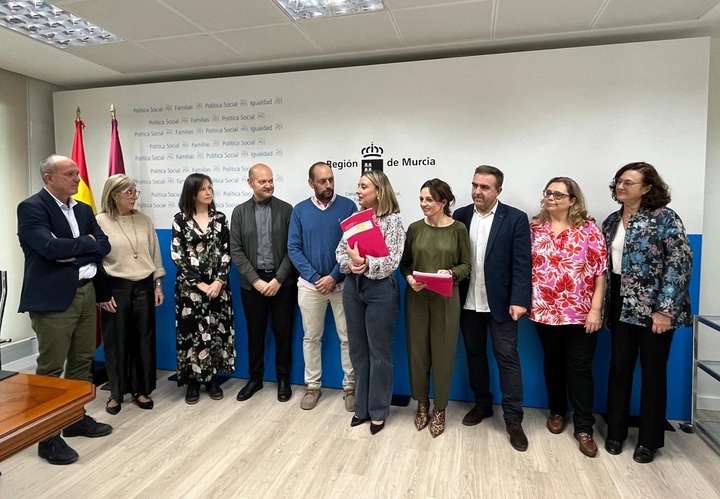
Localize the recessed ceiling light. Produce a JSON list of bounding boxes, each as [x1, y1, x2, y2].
[[0, 1, 124, 49], [274, 0, 385, 21]]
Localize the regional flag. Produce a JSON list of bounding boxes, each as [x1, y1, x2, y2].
[[109, 108, 125, 175], [71, 116, 97, 213]]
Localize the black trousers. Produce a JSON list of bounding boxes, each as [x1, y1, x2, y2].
[[606, 273, 674, 449], [240, 272, 296, 381], [460, 310, 524, 422], [101, 275, 156, 400], [534, 322, 598, 434]]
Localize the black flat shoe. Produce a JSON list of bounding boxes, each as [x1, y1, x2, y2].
[[351, 416, 368, 427], [186, 380, 200, 405], [633, 445, 655, 463], [132, 394, 154, 410], [106, 398, 121, 415], [370, 421, 385, 435], [605, 439, 623, 455]]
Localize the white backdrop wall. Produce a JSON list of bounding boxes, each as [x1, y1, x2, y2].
[[54, 37, 708, 232], [51, 37, 710, 418]]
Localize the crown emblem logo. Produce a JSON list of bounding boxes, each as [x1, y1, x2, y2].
[[362, 142, 383, 158], [361, 142, 384, 173]]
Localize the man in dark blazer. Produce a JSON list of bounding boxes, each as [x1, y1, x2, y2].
[[230, 163, 297, 403], [453, 165, 532, 452], [17, 154, 113, 465]]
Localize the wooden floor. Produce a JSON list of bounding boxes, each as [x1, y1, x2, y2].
[[1, 370, 719, 499]]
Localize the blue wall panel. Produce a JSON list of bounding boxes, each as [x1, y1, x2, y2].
[[145, 229, 700, 420]]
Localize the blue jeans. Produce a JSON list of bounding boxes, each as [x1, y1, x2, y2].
[[460, 310, 524, 422], [343, 273, 399, 421]]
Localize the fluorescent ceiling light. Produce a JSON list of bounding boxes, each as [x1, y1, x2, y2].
[[275, 0, 385, 21], [0, 0, 124, 49]]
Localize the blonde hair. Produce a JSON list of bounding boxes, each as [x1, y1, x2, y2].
[[100, 174, 136, 218], [362, 170, 400, 217], [534, 176, 592, 227]]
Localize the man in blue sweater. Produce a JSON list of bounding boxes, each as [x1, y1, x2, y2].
[[288, 162, 357, 410]]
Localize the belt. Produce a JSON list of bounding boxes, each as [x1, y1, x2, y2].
[[77, 278, 92, 288], [257, 269, 275, 273]]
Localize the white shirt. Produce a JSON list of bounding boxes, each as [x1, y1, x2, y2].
[[45, 188, 97, 280], [610, 221, 626, 275], [464, 200, 498, 312]]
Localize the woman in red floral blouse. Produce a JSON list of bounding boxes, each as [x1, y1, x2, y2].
[[529, 176, 607, 458]]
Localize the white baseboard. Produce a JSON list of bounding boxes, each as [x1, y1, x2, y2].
[[697, 395, 720, 412], [1, 337, 38, 372]]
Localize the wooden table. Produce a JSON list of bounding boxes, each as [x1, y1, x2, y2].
[[0, 373, 95, 462]]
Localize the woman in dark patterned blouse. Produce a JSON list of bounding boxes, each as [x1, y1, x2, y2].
[[171, 174, 235, 405], [602, 162, 692, 464]]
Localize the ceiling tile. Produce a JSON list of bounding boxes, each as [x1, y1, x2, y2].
[[139, 35, 246, 67], [596, 0, 720, 29], [393, 2, 493, 45], [495, 0, 605, 38], [385, 0, 474, 8], [66, 42, 180, 74], [215, 25, 321, 61], [57, 0, 201, 40], [300, 12, 401, 52], [162, 0, 291, 31]]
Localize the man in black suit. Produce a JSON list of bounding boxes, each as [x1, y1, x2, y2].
[[17, 154, 113, 465], [453, 165, 532, 452]]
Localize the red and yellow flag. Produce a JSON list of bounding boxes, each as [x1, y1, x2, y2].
[[71, 116, 97, 213]]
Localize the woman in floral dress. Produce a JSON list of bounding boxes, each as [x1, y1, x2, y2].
[[171, 173, 235, 405], [529, 177, 607, 458]]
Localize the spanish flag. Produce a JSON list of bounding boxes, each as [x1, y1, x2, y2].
[[72, 114, 97, 213]]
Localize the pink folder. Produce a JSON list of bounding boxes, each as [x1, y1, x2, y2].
[[412, 271, 454, 297], [340, 209, 390, 258]]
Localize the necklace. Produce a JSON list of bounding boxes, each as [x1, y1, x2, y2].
[[116, 214, 139, 259]]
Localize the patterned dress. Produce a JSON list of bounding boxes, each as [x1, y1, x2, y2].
[[171, 210, 235, 385]]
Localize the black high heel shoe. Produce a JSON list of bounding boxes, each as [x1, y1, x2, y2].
[[370, 421, 385, 435]]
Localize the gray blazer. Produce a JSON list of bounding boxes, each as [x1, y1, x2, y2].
[[230, 196, 296, 290]]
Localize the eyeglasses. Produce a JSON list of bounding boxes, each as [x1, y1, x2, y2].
[[613, 178, 644, 188], [542, 190, 570, 201], [123, 189, 140, 198]]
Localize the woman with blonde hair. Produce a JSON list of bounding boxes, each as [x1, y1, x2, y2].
[[97, 174, 166, 414], [529, 176, 607, 457], [336, 170, 405, 435]]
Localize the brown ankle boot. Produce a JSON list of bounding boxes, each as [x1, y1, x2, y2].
[[415, 399, 430, 431], [430, 408, 446, 438]]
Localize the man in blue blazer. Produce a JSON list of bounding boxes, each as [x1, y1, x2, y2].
[[453, 165, 532, 452], [17, 154, 113, 465]]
